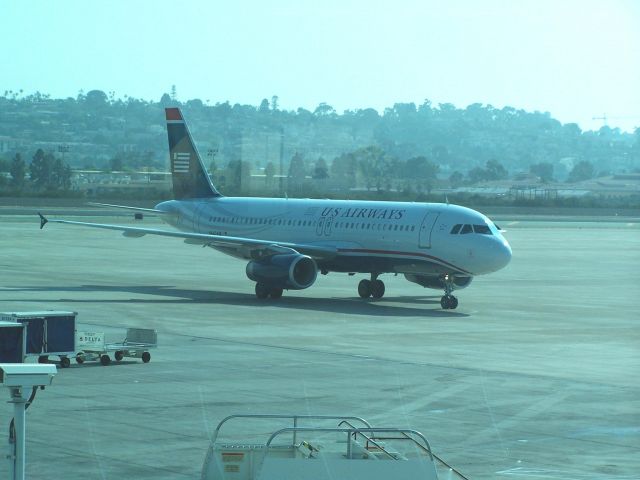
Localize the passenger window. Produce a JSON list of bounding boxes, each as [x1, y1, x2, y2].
[[473, 224, 492, 235], [460, 224, 472, 234], [451, 224, 462, 234]]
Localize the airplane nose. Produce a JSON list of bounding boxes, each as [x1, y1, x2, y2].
[[494, 238, 512, 271], [479, 237, 512, 273]]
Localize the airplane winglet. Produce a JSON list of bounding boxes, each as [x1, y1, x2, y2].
[[38, 212, 48, 229]]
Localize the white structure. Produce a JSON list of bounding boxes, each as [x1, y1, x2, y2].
[[0, 364, 56, 480]]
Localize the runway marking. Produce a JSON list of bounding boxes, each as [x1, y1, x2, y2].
[[387, 382, 473, 416], [495, 466, 637, 479], [460, 383, 571, 448]]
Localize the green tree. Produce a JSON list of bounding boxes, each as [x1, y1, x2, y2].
[[355, 146, 390, 191], [313, 158, 329, 179], [404, 156, 439, 193], [225, 160, 252, 192], [10, 153, 26, 188], [485, 159, 508, 180], [330, 152, 357, 188], [109, 154, 124, 171], [313, 102, 336, 117], [258, 98, 270, 113], [567, 160, 594, 183], [264, 161, 276, 186], [51, 157, 71, 190], [530, 162, 554, 182], [30, 149, 52, 190], [467, 166, 487, 184], [85, 89, 108, 108], [449, 170, 464, 188], [288, 152, 306, 181]]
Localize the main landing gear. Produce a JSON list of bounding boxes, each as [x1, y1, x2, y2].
[[255, 283, 283, 300], [440, 275, 458, 310], [358, 274, 385, 299]]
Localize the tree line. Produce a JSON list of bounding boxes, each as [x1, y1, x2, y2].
[[0, 149, 72, 194]]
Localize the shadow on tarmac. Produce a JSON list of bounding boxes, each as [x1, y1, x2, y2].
[[3, 284, 469, 318]]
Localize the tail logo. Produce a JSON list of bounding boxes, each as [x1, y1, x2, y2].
[[173, 152, 190, 173]]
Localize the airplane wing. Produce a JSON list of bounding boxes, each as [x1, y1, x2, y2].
[[38, 213, 338, 260]]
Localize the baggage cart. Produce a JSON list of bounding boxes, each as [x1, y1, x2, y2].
[[0, 322, 27, 363], [0, 311, 76, 368], [75, 328, 157, 366]]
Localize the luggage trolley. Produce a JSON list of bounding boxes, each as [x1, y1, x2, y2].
[[0, 311, 77, 368], [75, 328, 157, 366]]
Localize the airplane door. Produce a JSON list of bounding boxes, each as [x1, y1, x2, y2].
[[418, 212, 440, 248]]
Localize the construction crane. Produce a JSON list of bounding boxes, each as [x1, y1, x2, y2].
[[592, 114, 640, 127]]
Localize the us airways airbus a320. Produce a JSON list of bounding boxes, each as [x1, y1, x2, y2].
[[39, 107, 511, 309]]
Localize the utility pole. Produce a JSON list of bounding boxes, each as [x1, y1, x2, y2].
[[279, 126, 284, 196]]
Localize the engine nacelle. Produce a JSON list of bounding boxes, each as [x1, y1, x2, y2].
[[404, 274, 473, 290], [246, 253, 318, 290]]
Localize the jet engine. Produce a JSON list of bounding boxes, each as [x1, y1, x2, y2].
[[404, 274, 473, 290], [246, 253, 318, 290]]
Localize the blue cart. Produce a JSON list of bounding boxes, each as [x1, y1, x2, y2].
[[0, 311, 77, 368]]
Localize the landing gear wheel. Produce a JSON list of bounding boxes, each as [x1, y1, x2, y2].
[[440, 294, 458, 310], [255, 283, 270, 299], [449, 296, 458, 309], [76, 354, 85, 365], [60, 357, 71, 368], [269, 287, 283, 299], [115, 351, 124, 361], [371, 279, 385, 299], [358, 279, 372, 298], [141, 352, 151, 363], [100, 354, 111, 366]]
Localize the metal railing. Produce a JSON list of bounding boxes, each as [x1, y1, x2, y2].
[[211, 414, 372, 445], [263, 427, 434, 462]]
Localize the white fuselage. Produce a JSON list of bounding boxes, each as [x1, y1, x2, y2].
[[155, 197, 512, 278]]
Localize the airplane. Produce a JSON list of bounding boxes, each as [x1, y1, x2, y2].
[[38, 107, 512, 309]]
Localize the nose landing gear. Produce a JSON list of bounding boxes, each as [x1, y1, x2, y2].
[[358, 274, 385, 299], [440, 275, 459, 309]]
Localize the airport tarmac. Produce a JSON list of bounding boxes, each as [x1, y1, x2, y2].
[[0, 212, 638, 479]]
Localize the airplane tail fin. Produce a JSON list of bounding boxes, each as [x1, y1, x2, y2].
[[165, 107, 221, 199]]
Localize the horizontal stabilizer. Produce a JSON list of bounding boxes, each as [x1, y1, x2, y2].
[[88, 202, 170, 214]]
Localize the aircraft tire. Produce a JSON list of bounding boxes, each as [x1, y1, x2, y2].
[[269, 287, 283, 299], [371, 280, 385, 299], [440, 294, 458, 309], [255, 283, 270, 299], [358, 279, 372, 298], [449, 296, 458, 309]]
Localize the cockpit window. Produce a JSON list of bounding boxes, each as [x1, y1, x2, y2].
[[460, 224, 473, 234], [473, 224, 492, 235], [450, 224, 462, 234]]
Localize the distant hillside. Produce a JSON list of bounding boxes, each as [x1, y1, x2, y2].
[[0, 91, 638, 180]]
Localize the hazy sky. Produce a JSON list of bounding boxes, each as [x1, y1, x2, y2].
[[2, 0, 639, 132]]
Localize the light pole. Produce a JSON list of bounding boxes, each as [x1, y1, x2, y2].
[[58, 144, 69, 162]]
